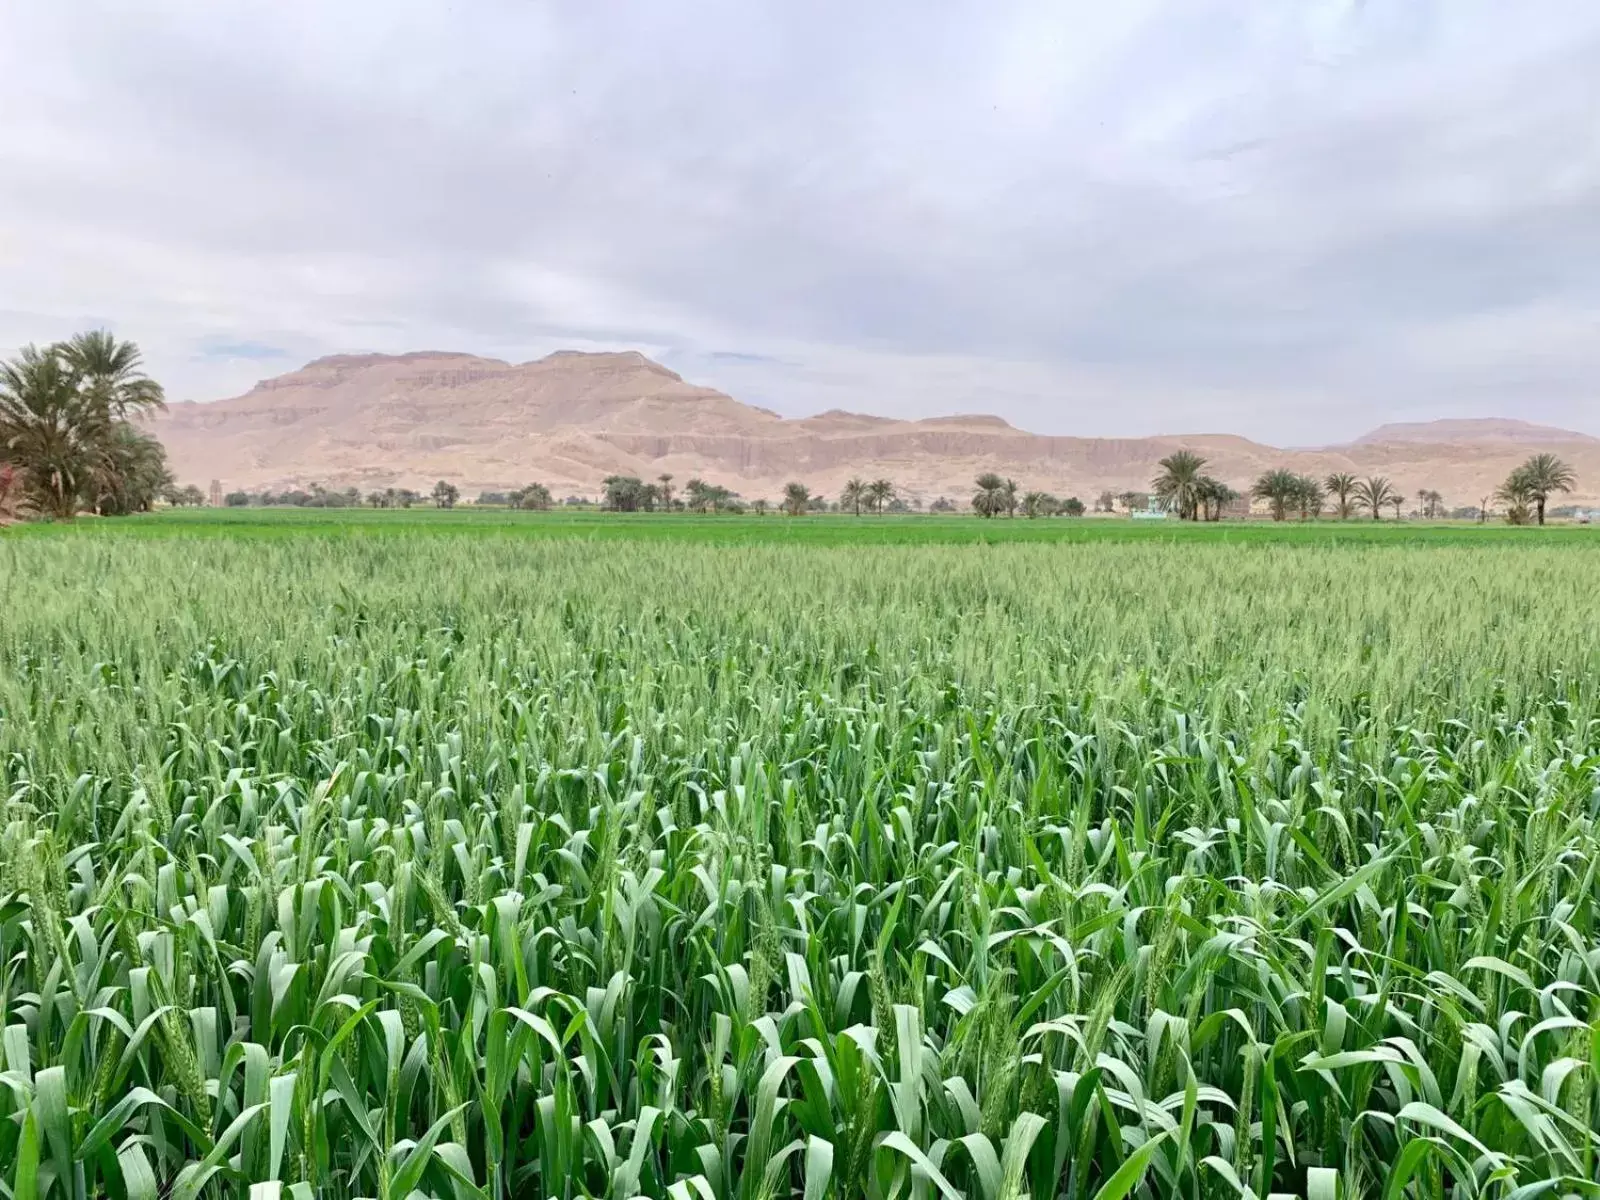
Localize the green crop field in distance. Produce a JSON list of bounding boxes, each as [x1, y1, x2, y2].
[[0, 527, 1597, 1200], [10, 504, 1599, 546]]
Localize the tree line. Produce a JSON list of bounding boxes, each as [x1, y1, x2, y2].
[[968, 473, 1087, 517], [597, 474, 748, 513], [217, 458, 1580, 525], [475, 483, 554, 510], [1152, 451, 1578, 523], [591, 473, 1092, 518], [220, 481, 556, 510]]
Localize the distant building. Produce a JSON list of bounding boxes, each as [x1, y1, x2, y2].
[[208, 479, 223, 507]]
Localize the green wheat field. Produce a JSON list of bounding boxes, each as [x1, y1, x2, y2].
[[2, 514, 1598, 1200]]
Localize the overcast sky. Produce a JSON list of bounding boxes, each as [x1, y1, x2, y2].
[[3, 2, 1597, 443]]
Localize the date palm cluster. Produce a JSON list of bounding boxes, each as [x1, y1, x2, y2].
[[0, 332, 170, 519], [1495, 455, 1576, 526]]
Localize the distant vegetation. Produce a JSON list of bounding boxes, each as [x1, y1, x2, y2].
[[1137, 452, 1584, 524], [477, 483, 554, 510], [226, 485, 369, 508], [34, 449, 1595, 527], [161, 483, 206, 507], [1251, 469, 1321, 520], [1150, 451, 1238, 521], [31, 459, 1600, 527], [601, 475, 667, 511], [1496, 452, 1576, 525]]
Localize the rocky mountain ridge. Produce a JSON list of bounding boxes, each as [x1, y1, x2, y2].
[[150, 351, 1600, 507]]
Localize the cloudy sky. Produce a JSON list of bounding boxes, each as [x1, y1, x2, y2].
[[3, 1, 1597, 443]]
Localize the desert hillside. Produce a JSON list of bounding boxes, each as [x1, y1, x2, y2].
[[151, 350, 1600, 507]]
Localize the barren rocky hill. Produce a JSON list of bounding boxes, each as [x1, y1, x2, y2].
[[151, 350, 1600, 508], [1351, 418, 1600, 447]]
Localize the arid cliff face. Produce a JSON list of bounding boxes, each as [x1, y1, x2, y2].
[[150, 351, 1600, 507]]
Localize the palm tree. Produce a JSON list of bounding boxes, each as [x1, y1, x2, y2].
[[0, 346, 108, 517], [684, 478, 734, 513], [1496, 470, 1534, 525], [1415, 488, 1443, 519], [1196, 476, 1236, 521], [1355, 475, 1398, 520], [90, 422, 173, 515], [1021, 490, 1056, 518], [59, 330, 166, 417], [1325, 472, 1358, 520], [842, 478, 866, 516], [657, 473, 674, 509], [602, 476, 633, 511], [431, 480, 459, 508], [1252, 469, 1298, 521], [972, 472, 1005, 518], [515, 482, 553, 510], [782, 481, 811, 516], [1001, 478, 1019, 517], [1291, 474, 1325, 520], [1116, 490, 1142, 514], [0, 462, 19, 521], [867, 478, 894, 514], [1152, 451, 1207, 520], [1514, 453, 1575, 525], [0, 340, 164, 520]]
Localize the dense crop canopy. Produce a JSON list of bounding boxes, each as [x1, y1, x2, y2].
[[1, 536, 1598, 1200]]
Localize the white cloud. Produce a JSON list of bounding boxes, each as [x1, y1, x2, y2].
[[1, 0, 1597, 441]]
